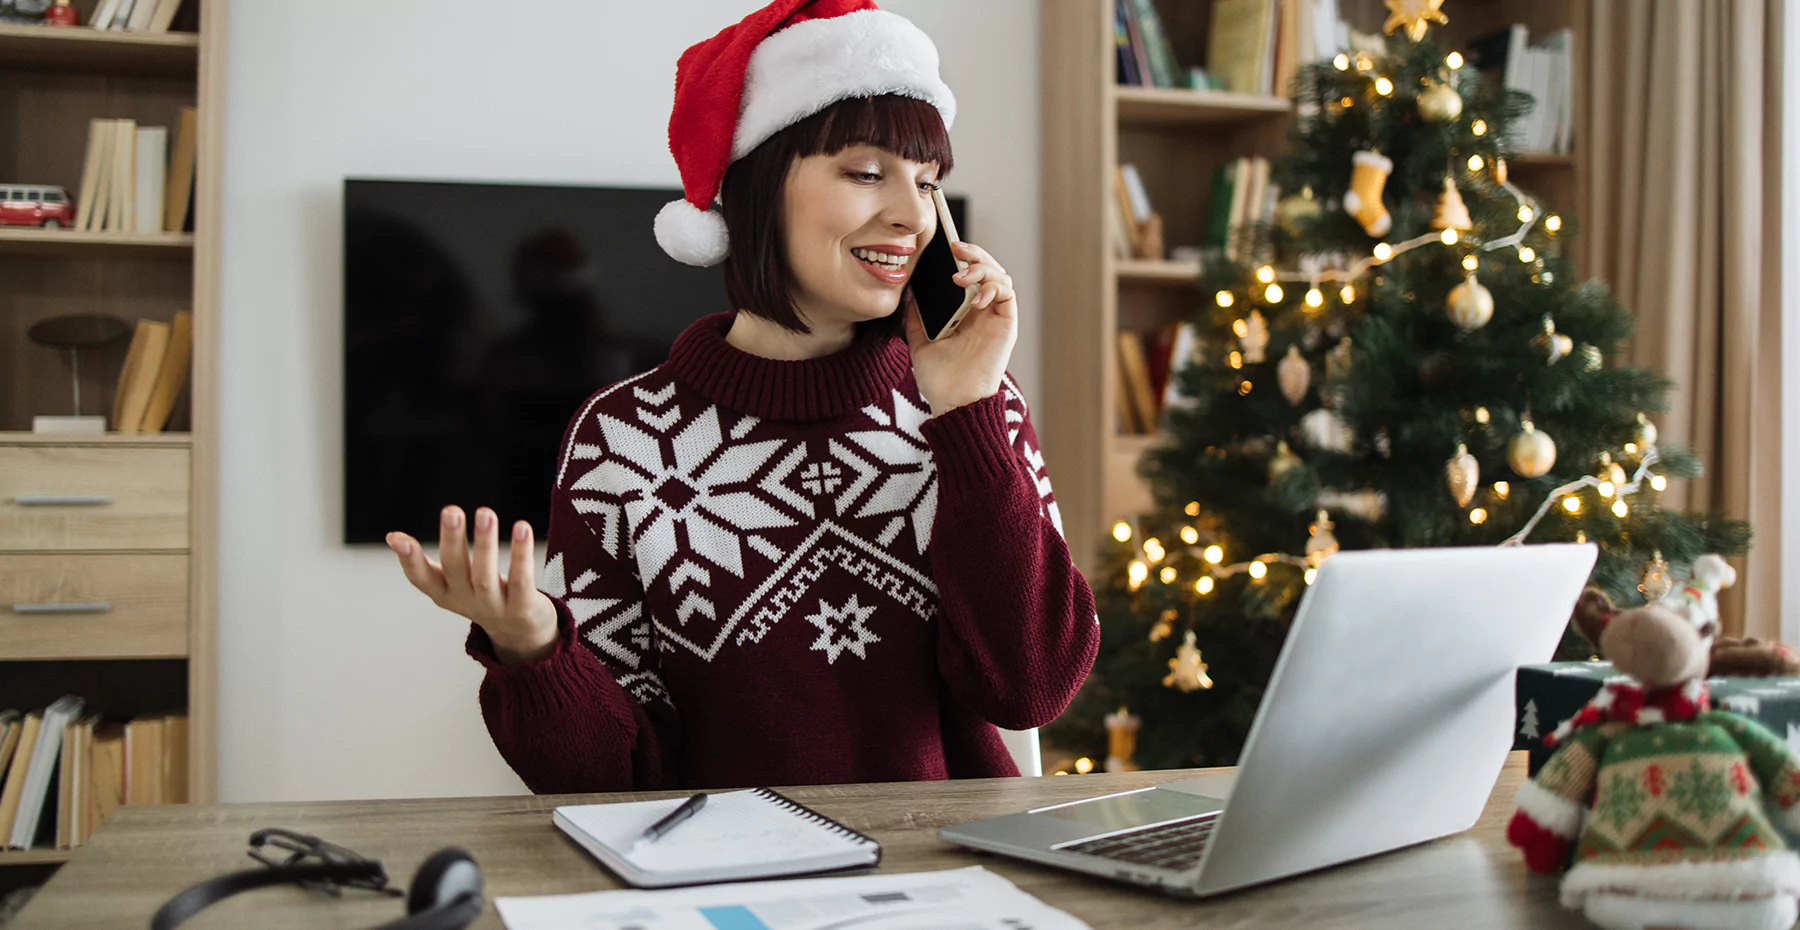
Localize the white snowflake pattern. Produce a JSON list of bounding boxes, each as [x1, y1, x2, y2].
[[807, 595, 882, 663], [800, 461, 844, 495], [832, 389, 938, 553]]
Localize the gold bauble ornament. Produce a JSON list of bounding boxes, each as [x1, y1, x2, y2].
[[1446, 443, 1480, 507], [1635, 413, 1659, 449], [1494, 158, 1510, 185], [1447, 273, 1494, 330], [1305, 509, 1339, 567], [1383, 0, 1448, 42], [1277, 345, 1311, 406], [1639, 550, 1674, 602], [1579, 343, 1603, 371], [1508, 419, 1558, 478], [1418, 81, 1463, 122], [1163, 631, 1214, 692], [1269, 440, 1302, 483], [1240, 309, 1270, 364], [1535, 315, 1573, 365], [1274, 186, 1323, 236], [1431, 177, 1472, 231]]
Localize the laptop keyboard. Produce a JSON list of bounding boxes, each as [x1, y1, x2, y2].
[[1059, 813, 1219, 872]]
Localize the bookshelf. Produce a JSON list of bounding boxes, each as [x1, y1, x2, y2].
[[1039, 0, 1588, 574], [0, 0, 223, 876]]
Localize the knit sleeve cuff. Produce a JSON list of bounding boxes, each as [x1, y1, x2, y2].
[[464, 596, 618, 718], [919, 390, 1016, 487], [1514, 778, 1585, 839]]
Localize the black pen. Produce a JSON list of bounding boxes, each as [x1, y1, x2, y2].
[[630, 792, 708, 852]]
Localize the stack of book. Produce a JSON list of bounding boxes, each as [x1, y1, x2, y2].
[[1205, 156, 1276, 263], [112, 311, 194, 434], [0, 699, 188, 851], [1116, 323, 1198, 435], [71, 109, 198, 235], [1468, 25, 1575, 155], [87, 0, 186, 33], [1200, 0, 1347, 95]]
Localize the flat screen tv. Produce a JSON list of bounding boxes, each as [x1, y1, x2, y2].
[[342, 178, 966, 546]]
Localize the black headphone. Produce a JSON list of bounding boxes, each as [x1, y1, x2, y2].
[[149, 829, 484, 930]]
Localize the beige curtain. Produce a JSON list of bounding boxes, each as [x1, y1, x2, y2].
[[1584, 0, 1784, 638]]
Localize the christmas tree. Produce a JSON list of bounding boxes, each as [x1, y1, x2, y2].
[[1044, 14, 1749, 772]]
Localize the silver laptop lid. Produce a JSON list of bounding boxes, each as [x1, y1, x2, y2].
[[1192, 543, 1596, 895]]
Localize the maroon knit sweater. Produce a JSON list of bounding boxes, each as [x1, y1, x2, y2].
[[466, 312, 1098, 794]]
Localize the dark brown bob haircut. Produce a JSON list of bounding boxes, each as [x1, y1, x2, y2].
[[719, 93, 954, 335]]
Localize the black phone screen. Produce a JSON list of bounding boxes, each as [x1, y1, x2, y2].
[[910, 195, 969, 340]]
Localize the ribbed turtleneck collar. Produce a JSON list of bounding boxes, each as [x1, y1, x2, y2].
[[664, 312, 914, 422]]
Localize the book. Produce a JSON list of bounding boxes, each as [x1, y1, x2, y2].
[[126, 0, 157, 31], [1161, 322, 1200, 422], [553, 787, 881, 888], [0, 713, 40, 845], [113, 319, 171, 434], [90, 0, 123, 29], [134, 126, 168, 235], [124, 716, 165, 806], [147, 0, 184, 34], [162, 714, 188, 804], [9, 695, 83, 850], [1208, 0, 1276, 95], [87, 724, 125, 842], [1111, 165, 1142, 257], [1127, 0, 1179, 89], [1113, 0, 1141, 85], [165, 107, 198, 233], [1115, 330, 1159, 434], [1118, 0, 1154, 88], [139, 310, 192, 433], [109, 118, 137, 232], [73, 119, 111, 232]]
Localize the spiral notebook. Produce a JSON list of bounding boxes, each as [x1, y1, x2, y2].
[[553, 788, 882, 888]]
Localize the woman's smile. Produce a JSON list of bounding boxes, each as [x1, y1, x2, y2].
[[850, 244, 915, 287]]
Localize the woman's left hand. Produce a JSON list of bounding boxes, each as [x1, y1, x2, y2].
[[904, 240, 1018, 416]]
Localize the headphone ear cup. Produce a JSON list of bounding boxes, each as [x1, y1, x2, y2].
[[406, 848, 484, 918]]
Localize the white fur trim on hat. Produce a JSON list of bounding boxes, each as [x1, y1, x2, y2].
[[655, 198, 730, 267], [1581, 892, 1798, 930], [1514, 779, 1584, 839], [733, 8, 957, 161], [1560, 853, 1800, 907]]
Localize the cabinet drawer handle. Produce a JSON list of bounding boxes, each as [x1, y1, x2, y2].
[[12, 602, 112, 614], [13, 495, 115, 506]]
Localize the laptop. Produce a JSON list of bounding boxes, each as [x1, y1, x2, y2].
[[940, 543, 1598, 898]]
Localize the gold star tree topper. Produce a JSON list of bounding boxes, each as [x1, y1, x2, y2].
[[1384, 0, 1448, 42]]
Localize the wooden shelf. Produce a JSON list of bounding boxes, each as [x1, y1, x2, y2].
[[0, 228, 194, 259], [0, 848, 75, 866], [0, 23, 198, 75], [1114, 85, 1291, 127], [1116, 258, 1201, 284], [0, 431, 191, 446]]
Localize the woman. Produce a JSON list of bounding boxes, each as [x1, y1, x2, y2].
[[385, 0, 1097, 794]]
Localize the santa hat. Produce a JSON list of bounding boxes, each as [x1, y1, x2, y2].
[[655, 0, 957, 267]]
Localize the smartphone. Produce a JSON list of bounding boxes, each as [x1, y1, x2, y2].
[[911, 185, 977, 341]]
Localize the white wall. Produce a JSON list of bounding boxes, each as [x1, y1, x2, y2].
[[216, 0, 1042, 802]]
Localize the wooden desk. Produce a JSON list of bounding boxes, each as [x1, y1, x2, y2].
[[16, 752, 1582, 929]]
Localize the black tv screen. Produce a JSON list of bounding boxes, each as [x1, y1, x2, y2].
[[343, 179, 727, 544], [343, 178, 968, 546]]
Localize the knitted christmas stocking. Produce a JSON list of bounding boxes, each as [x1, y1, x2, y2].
[[1343, 150, 1393, 237]]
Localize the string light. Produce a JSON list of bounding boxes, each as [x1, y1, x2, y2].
[[1333, 53, 1351, 71], [1143, 538, 1165, 562], [1355, 54, 1373, 71], [1440, 228, 1458, 245], [1264, 283, 1284, 302], [1340, 284, 1355, 303], [1196, 576, 1215, 595], [1256, 265, 1275, 283], [1159, 566, 1178, 584], [1185, 501, 1201, 516], [1340, 95, 1355, 108], [1518, 206, 1534, 223], [1493, 480, 1510, 499], [1372, 242, 1393, 261], [1238, 380, 1253, 395], [1304, 568, 1318, 585], [1374, 76, 1394, 96], [1248, 560, 1268, 580], [1651, 475, 1668, 491], [1624, 442, 1639, 455], [1597, 481, 1616, 499], [1228, 351, 1243, 369], [1612, 500, 1629, 518], [1216, 290, 1235, 308], [1472, 119, 1488, 136], [1075, 757, 1094, 774], [1563, 497, 1582, 514], [1204, 545, 1224, 564], [1545, 215, 1562, 232], [1462, 254, 1479, 271], [1128, 560, 1149, 590], [1475, 407, 1491, 424], [1305, 287, 1324, 308], [1575, 531, 1587, 543], [1112, 521, 1132, 542], [1470, 508, 1488, 525], [1180, 526, 1200, 545], [1518, 246, 1536, 262], [1232, 318, 1249, 337], [1468, 154, 1484, 172], [1446, 51, 1464, 69]]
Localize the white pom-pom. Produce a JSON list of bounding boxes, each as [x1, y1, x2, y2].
[[655, 199, 729, 267]]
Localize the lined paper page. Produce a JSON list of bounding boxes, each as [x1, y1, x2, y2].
[[558, 789, 870, 875]]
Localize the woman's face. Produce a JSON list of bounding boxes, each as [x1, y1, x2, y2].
[[780, 144, 940, 329]]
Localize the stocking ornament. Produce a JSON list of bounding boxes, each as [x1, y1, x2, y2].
[[1344, 150, 1393, 237]]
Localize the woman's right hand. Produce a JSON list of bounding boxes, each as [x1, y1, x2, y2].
[[386, 505, 559, 665]]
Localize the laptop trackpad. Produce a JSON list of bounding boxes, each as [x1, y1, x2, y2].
[[1033, 788, 1224, 832]]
